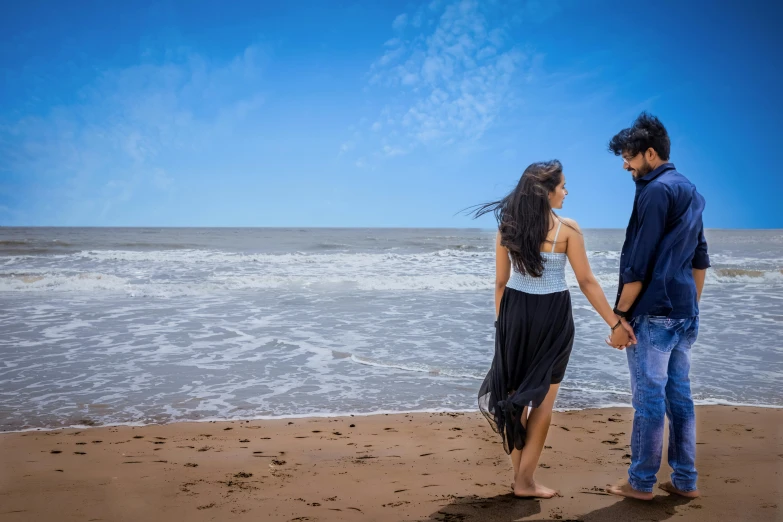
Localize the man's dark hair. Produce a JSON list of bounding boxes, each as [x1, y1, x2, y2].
[[608, 112, 670, 161]]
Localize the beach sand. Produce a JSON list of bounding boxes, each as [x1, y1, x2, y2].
[[0, 406, 780, 521]]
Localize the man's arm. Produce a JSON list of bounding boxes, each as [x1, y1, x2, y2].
[[616, 184, 669, 314], [617, 281, 643, 312], [692, 222, 710, 302], [693, 269, 706, 302]]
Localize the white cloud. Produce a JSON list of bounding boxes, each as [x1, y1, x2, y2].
[[365, 0, 527, 154], [0, 44, 268, 224], [152, 167, 174, 190], [340, 141, 356, 154], [382, 144, 406, 157], [392, 14, 408, 31], [371, 121, 382, 131]]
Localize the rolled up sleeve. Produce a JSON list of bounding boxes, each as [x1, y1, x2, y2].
[[692, 222, 710, 269], [622, 183, 669, 284]]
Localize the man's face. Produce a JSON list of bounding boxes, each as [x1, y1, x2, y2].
[[622, 150, 653, 179]]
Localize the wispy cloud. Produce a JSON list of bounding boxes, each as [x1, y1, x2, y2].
[[360, 0, 532, 159], [392, 14, 409, 32], [0, 44, 268, 225]]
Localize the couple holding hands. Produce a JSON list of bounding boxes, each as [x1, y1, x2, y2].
[[474, 112, 709, 501]]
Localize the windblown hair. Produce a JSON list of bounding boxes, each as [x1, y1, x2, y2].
[[608, 111, 670, 161], [471, 160, 564, 278]]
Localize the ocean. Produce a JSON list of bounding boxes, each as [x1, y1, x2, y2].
[[1, 227, 781, 431]]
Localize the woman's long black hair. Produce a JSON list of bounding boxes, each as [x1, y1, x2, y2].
[[471, 160, 564, 278]]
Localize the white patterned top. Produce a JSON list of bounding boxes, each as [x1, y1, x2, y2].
[[505, 220, 569, 295]]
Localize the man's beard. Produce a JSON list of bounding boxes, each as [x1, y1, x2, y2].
[[633, 158, 653, 179]]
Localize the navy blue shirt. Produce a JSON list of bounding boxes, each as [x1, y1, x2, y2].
[[617, 163, 710, 319]]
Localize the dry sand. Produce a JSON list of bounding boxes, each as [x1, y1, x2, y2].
[[0, 406, 780, 521]]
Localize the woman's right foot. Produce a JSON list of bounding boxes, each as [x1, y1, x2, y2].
[[513, 480, 559, 499]]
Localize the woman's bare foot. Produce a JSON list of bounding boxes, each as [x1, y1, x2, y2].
[[513, 480, 559, 499], [606, 480, 654, 500], [658, 481, 700, 498]]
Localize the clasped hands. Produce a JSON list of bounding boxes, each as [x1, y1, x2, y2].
[[605, 318, 637, 350]]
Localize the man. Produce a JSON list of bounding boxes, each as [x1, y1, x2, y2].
[[605, 112, 710, 500]]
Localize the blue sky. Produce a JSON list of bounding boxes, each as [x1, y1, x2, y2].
[[1, 0, 781, 228]]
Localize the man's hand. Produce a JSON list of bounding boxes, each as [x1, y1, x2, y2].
[[606, 326, 628, 349], [606, 319, 636, 350], [620, 318, 637, 344]]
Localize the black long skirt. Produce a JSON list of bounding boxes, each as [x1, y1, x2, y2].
[[478, 287, 575, 454]]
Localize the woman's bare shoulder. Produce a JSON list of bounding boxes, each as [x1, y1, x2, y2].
[[559, 216, 582, 233]]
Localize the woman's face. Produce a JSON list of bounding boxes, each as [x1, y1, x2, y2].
[[549, 174, 567, 209]]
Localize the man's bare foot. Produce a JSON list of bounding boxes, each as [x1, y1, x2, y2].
[[513, 480, 559, 499], [658, 481, 700, 498], [606, 480, 654, 500]]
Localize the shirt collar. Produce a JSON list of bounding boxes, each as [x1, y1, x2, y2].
[[637, 162, 675, 183]]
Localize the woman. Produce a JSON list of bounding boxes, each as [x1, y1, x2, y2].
[[472, 160, 634, 498]]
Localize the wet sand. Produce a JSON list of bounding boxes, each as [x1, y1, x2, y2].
[[0, 406, 780, 521]]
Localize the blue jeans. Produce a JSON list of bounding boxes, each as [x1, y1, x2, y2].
[[626, 315, 699, 493]]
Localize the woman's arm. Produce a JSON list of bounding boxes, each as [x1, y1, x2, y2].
[[564, 219, 631, 340], [495, 231, 511, 318]]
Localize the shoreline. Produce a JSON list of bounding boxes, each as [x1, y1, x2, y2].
[[1, 405, 780, 521], [4, 400, 781, 435]]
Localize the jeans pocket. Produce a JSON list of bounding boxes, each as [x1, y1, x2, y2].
[[647, 316, 686, 353]]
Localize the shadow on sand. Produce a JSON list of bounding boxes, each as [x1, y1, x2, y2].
[[419, 492, 693, 521]]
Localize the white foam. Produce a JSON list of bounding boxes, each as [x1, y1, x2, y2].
[[2, 248, 779, 295], [350, 355, 485, 380], [0, 272, 130, 293]]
